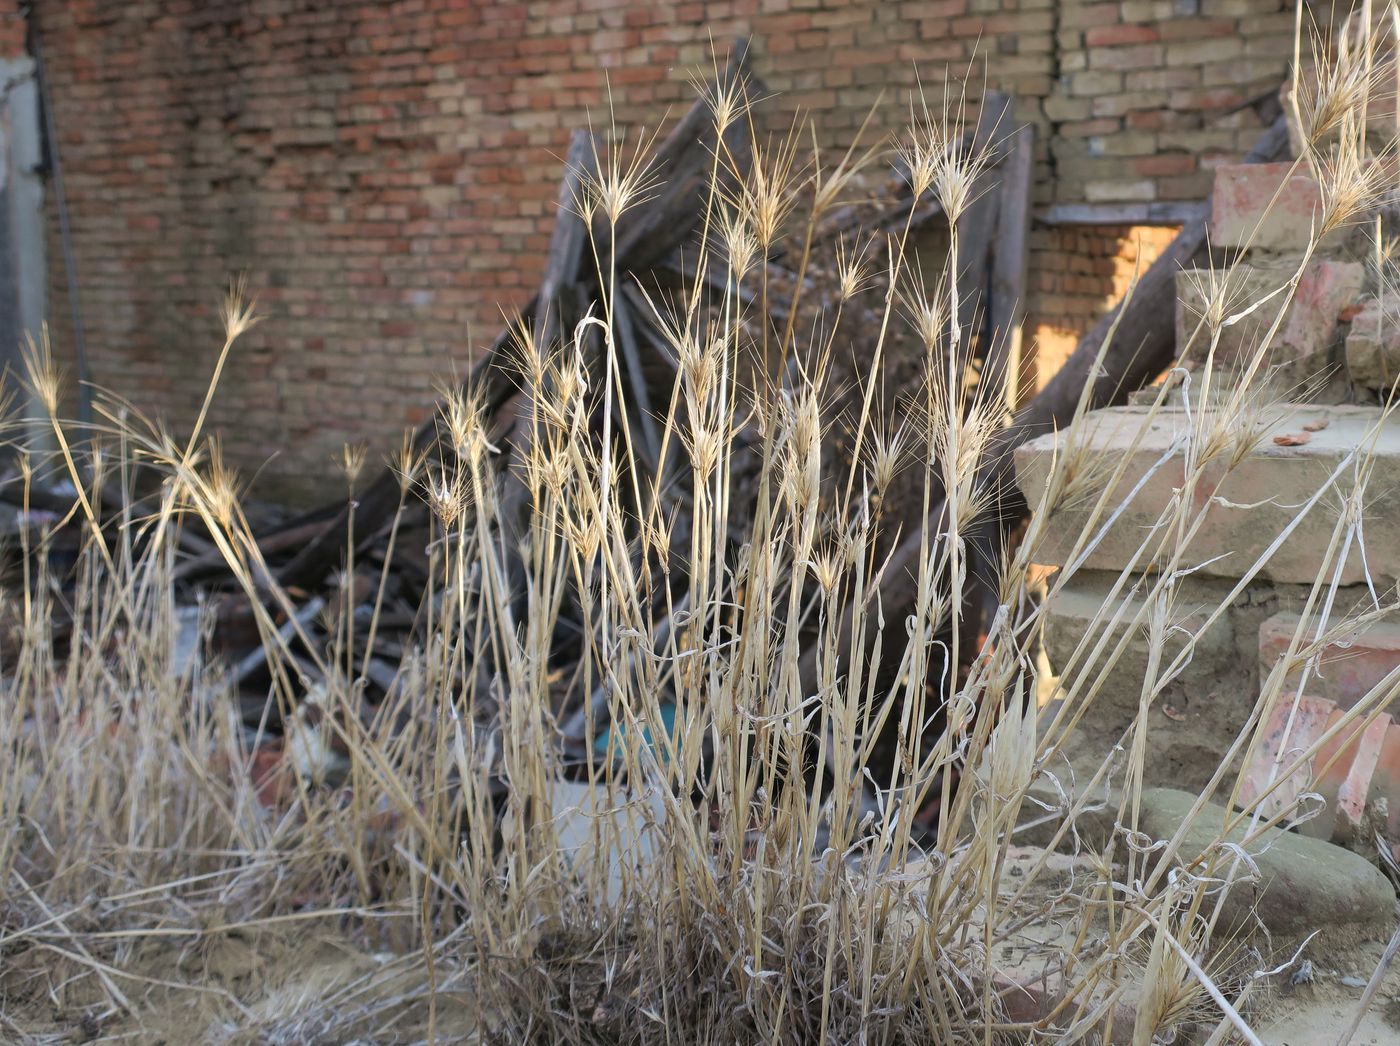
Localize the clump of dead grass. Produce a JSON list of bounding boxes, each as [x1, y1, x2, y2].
[[3, 7, 1400, 1044]]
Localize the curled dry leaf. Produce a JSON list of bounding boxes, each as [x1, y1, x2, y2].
[[1302, 419, 1330, 432], [1273, 432, 1313, 447]]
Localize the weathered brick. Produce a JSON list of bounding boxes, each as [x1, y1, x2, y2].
[[1087, 130, 1157, 155], [1209, 162, 1326, 251], [1125, 68, 1200, 91], [1118, 0, 1178, 17], [1344, 297, 1400, 392], [1259, 613, 1400, 711], [1088, 43, 1164, 70], [1084, 178, 1155, 201], [1169, 86, 1246, 110], [1091, 90, 1170, 117], [1059, 2, 1122, 28], [1132, 152, 1195, 176], [1166, 36, 1245, 65], [1084, 24, 1159, 46], [1061, 117, 1122, 138], [1069, 69, 1125, 96], [1043, 93, 1093, 121], [1156, 17, 1237, 40], [1176, 260, 1363, 390]]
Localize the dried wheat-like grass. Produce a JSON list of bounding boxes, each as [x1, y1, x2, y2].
[[2, 17, 1398, 1045]]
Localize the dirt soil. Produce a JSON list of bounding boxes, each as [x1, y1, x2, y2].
[[3, 860, 1395, 1043], [1252, 933, 1400, 1046], [0, 925, 477, 1045]]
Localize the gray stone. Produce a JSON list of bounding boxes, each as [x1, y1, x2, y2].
[[550, 780, 666, 905], [1015, 765, 1121, 852], [1138, 788, 1396, 937]]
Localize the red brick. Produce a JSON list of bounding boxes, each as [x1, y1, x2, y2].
[[1259, 613, 1400, 712], [1084, 24, 1160, 46], [1209, 162, 1326, 251], [1132, 153, 1196, 177], [1169, 87, 1246, 110], [1157, 18, 1238, 41]]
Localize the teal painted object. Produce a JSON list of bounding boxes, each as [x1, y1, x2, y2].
[[594, 702, 679, 762]]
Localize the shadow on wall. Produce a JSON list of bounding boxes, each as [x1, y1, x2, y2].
[[1028, 223, 1180, 395]]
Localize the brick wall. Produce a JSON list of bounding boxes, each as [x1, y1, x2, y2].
[[1048, 0, 1296, 207], [1028, 223, 1181, 387], [0, 3, 22, 56], [23, 0, 1296, 502]]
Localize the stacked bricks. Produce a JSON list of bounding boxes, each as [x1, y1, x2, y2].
[[1179, 157, 1367, 397], [1016, 149, 1400, 850], [1242, 614, 1400, 853], [1018, 402, 1400, 802], [1046, 0, 1297, 208], [19, 0, 1299, 501]]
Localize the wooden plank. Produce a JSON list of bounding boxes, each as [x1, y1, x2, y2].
[[611, 290, 661, 466], [984, 123, 1034, 412], [952, 91, 1013, 360], [534, 130, 602, 350]]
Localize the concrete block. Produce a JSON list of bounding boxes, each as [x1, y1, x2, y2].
[[1014, 404, 1400, 586], [1208, 162, 1325, 251], [1259, 612, 1400, 710], [1041, 570, 1239, 788], [1345, 296, 1400, 392], [1175, 260, 1363, 388]]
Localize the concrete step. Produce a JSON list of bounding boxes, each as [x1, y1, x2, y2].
[[1013, 404, 1400, 587], [1039, 570, 1241, 792]]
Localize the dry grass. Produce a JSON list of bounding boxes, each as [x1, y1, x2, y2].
[[3, 7, 1400, 1044]]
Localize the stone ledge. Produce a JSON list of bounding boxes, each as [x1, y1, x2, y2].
[[1014, 404, 1400, 586]]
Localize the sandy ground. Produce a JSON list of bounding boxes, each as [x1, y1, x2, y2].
[[2, 858, 1396, 1043], [1252, 932, 1400, 1046], [0, 925, 478, 1044]]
